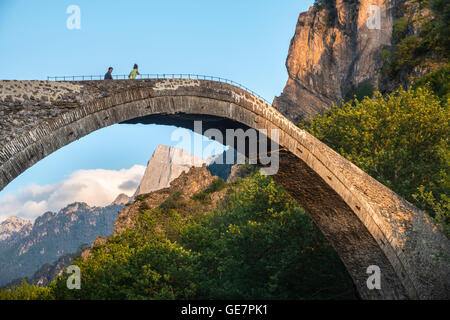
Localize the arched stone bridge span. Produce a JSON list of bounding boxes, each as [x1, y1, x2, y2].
[[0, 79, 448, 299]]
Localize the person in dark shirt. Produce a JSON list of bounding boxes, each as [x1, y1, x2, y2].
[[104, 67, 113, 80]]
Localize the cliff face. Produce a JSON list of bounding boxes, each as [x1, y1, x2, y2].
[[134, 145, 206, 196], [274, 0, 401, 122]]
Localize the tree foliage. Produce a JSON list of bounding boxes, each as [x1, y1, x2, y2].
[[299, 86, 449, 236], [0, 280, 51, 300], [382, 0, 450, 82], [182, 174, 355, 299], [2, 173, 356, 300]]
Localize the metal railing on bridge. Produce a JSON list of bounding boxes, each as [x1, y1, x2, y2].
[[47, 73, 271, 104]]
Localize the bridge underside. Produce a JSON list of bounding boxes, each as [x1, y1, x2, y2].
[[0, 79, 449, 299]]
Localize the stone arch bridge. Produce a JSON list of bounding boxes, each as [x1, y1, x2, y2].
[[0, 78, 448, 299]]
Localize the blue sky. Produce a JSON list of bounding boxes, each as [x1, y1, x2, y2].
[[0, 0, 313, 219]]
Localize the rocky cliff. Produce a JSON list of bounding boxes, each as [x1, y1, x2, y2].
[[115, 164, 216, 235], [134, 144, 206, 196], [274, 0, 402, 122]]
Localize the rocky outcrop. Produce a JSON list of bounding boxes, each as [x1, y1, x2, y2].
[[134, 145, 206, 196], [111, 193, 131, 206], [274, 0, 401, 122], [0, 202, 123, 286], [116, 165, 215, 234], [0, 216, 32, 242]]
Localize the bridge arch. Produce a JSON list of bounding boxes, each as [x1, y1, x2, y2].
[[0, 78, 449, 299]]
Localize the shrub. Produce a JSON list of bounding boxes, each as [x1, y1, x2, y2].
[[204, 178, 227, 194], [135, 194, 150, 201], [192, 191, 210, 203], [344, 80, 375, 102], [160, 191, 184, 211], [138, 201, 150, 213], [393, 16, 409, 41], [413, 63, 450, 100], [0, 280, 52, 300]]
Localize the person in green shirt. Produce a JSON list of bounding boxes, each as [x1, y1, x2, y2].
[[128, 64, 140, 79]]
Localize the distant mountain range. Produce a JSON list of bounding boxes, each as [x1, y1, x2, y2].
[[4, 244, 89, 288], [0, 145, 238, 287], [0, 202, 122, 286]]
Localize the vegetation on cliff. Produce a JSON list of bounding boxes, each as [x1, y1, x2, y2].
[[299, 85, 449, 236], [382, 0, 449, 91]]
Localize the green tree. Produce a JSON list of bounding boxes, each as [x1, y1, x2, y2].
[[181, 173, 356, 299], [0, 280, 52, 300], [299, 86, 449, 235], [13, 172, 356, 300], [382, 0, 450, 81]]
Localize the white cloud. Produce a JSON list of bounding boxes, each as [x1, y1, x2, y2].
[[0, 165, 145, 223]]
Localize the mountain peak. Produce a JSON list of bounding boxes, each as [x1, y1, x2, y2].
[[63, 202, 90, 212], [134, 145, 206, 196], [111, 193, 131, 206], [0, 216, 32, 241], [153, 144, 205, 166], [3, 216, 30, 224]]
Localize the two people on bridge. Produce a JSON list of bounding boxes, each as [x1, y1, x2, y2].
[[103, 64, 140, 80]]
